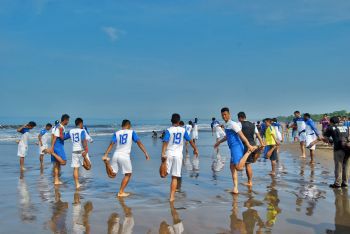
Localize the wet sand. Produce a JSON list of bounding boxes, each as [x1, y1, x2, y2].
[[0, 131, 349, 233]]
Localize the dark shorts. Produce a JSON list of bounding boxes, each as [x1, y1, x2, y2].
[[265, 145, 277, 161], [51, 145, 67, 163]]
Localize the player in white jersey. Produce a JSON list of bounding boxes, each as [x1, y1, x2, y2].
[[184, 121, 193, 155], [192, 118, 199, 143], [102, 120, 150, 197], [38, 123, 53, 172], [211, 117, 226, 154], [161, 113, 198, 202], [289, 111, 307, 158], [17, 121, 37, 171], [65, 118, 92, 189]]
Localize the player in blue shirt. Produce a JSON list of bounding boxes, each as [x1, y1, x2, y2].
[[214, 107, 257, 194], [304, 113, 323, 164]]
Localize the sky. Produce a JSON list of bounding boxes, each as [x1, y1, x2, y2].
[[0, 0, 349, 122]]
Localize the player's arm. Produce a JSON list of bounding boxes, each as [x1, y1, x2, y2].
[[309, 120, 322, 140], [161, 130, 170, 160], [81, 131, 88, 157], [17, 124, 28, 133], [256, 132, 265, 147], [184, 131, 199, 157], [271, 131, 280, 146], [237, 131, 254, 151], [280, 124, 285, 142], [132, 131, 150, 160], [214, 136, 227, 148], [38, 133, 43, 146], [102, 133, 116, 161]]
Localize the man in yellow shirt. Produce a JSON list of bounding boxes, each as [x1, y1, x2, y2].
[[264, 118, 280, 176]]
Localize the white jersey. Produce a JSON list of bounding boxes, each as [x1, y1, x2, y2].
[[39, 129, 51, 147], [213, 121, 226, 138], [19, 128, 30, 146], [192, 124, 199, 139], [112, 129, 139, 156], [185, 124, 192, 135], [164, 126, 191, 157], [68, 128, 87, 152]]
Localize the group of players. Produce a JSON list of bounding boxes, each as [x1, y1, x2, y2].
[[16, 107, 348, 201]]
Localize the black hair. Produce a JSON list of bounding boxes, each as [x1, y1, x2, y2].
[[179, 121, 185, 126], [294, 111, 300, 114], [122, 119, 131, 127], [237, 112, 246, 119], [46, 123, 52, 128], [264, 118, 272, 122], [171, 113, 181, 124], [28, 121, 37, 127], [212, 117, 215, 121], [54, 120, 59, 125], [257, 121, 261, 124], [221, 107, 230, 113], [61, 114, 70, 122], [304, 113, 311, 118], [272, 118, 277, 122], [188, 120, 193, 125], [75, 118, 83, 126], [330, 116, 339, 124]]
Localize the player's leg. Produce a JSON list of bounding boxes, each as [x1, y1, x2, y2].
[[73, 167, 81, 189], [244, 163, 253, 186], [103, 158, 116, 178], [266, 145, 277, 159], [19, 156, 25, 171], [300, 137, 306, 158], [235, 146, 257, 171], [118, 173, 132, 197], [170, 176, 178, 202], [82, 153, 91, 170], [230, 164, 239, 194], [51, 150, 66, 165], [309, 149, 315, 164], [53, 162, 62, 184], [269, 149, 277, 176]]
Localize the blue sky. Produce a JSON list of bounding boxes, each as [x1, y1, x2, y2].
[[0, 0, 349, 122]]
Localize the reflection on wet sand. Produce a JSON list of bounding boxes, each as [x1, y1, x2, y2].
[[326, 189, 350, 234], [183, 154, 200, 178], [242, 188, 265, 234], [212, 152, 226, 181], [37, 174, 52, 202], [18, 172, 36, 222], [264, 177, 281, 231], [159, 201, 184, 234], [48, 186, 68, 233], [107, 198, 134, 234], [72, 191, 93, 234]]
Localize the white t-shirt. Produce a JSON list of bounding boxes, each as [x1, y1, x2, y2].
[[185, 124, 192, 136], [68, 128, 87, 151], [163, 126, 191, 157], [111, 129, 139, 156], [39, 129, 51, 148], [19, 129, 30, 146]]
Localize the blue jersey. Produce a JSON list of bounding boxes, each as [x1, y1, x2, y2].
[[293, 117, 306, 133], [305, 119, 320, 137], [224, 120, 243, 149]]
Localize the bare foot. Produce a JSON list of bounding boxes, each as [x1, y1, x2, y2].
[[309, 161, 315, 165], [269, 172, 275, 176], [76, 183, 81, 189], [20, 167, 26, 171], [102, 156, 109, 162], [54, 180, 63, 185], [169, 197, 175, 202], [231, 188, 239, 194], [243, 182, 252, 186], [300, 155, 306, 158], [117, 192, 130, 197]]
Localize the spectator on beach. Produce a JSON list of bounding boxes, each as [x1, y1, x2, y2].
[[320, 114, 330, 134], [323, 116, 350, 188]]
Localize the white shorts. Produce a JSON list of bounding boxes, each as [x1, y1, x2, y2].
[[17, 143, 28, 157], [39, 145, 49, 155], [71, 152, 91, 168], [192, 131, 198, 140], [299, 132, 306, 142], [276, 131, 282, 142], [306, 134, 317, 150], [111, 153, 132, 174], [166, 155, 183, 177], [215, 128, 226, 139]]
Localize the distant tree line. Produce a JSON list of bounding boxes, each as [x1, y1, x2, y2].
[[275, 110, 350, 123]]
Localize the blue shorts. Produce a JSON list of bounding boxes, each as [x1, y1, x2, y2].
[[51, 145, 67, 163], [229, 144, 244, 165]]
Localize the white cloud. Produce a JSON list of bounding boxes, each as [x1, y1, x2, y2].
[[101, 26, 124, 42]]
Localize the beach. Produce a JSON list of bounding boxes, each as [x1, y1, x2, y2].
[[0, 130, 349, 234]]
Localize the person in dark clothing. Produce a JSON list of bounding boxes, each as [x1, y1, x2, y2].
[[237, 112, 265, 186], [323, 116, 350, 188]]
